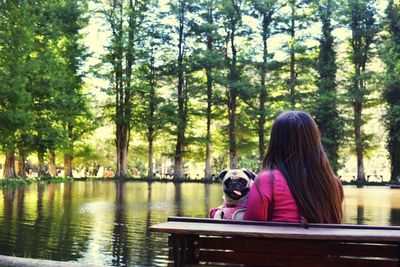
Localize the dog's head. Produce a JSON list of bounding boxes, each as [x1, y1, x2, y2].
[[218, 169, 256, 202]]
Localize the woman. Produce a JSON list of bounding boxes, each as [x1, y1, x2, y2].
[[243, 111, 343, 223]]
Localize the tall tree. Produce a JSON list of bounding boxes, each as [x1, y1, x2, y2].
[[220, 0, 244, 169], [251, 0, 279, 163], [314, 0, 342, 173], [383, 0, 400, 183], [191, 0, 224, 178], [170, 0, 191, 179], [27, 0, 64, 177], [101, 0, 147, 178], [102, 0, 128, 177], [0, 0, 33, 178], [345, 0, 378, 187], [199, 0, 219, 179], [57, 0, 92, 177], [204, 1, 216, 179], [133, 0, 169, 178], [277, 0, 312, 109]]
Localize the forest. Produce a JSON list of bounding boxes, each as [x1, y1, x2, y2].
[[0, 0, 400, 186]]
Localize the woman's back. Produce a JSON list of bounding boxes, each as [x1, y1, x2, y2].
[[244, 169, 300, 222], [245, 111, 343, 224]]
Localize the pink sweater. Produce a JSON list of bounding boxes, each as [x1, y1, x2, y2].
[[243, 169, 301, 222]]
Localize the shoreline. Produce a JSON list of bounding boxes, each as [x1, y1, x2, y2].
[[0, 176, 398, 188], [0, 255, 100, 267]]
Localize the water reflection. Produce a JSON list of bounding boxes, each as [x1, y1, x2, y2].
[[342, 186, 400, 226], [112, 182, 128, 266], [391, 209, 400, 223], [0, 182, 397, 266]]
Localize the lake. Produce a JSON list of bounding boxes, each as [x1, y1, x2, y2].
[[0, 181, 399, 266]]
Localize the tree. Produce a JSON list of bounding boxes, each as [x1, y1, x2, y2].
[[54, 0, 93, 177], [251, 0, 279, 163], [133, 0, 170, 178], [169, 0, 191, 179], [344, 0, 378, 187], [0, 0, 34, 178], [27, 0, 65, 177], [277, 0, 313, 109], [382, 0, 400, 183], [219, 0, 245, 169], [314, 0, 343, 173], [190, 0, 225, 178], [101, 0, 147, 178]]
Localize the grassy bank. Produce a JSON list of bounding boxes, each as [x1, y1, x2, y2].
[[74, 176, 217, 184], [0, 176, 396, 188], [0, 177, 73, 188], [76, 177, 397, 187]]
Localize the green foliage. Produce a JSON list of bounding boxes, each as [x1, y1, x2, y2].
[[0, 0, 94, 178], [382, 0, 400, 182], [313, 0, 343, 173], [0, 1, 34, 152], [1, 0, 397, 181]]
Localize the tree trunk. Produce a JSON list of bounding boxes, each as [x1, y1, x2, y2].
[[92, 163, 100, 177], [114, 6, 129, 178], [259, 74, 267, 165], [289, 6, 296, 109], [147, 51, 156, 179], [354, 66, 365, 187], [64, 123, 74, 178], [228, 93, 237, 169], [3, 150, 17, 178], [64, 154, 73, 177], [174, 0, 187, 179], [147, 135, 154, 178], [116, 129, 129, 178], [205, 6, 213, 179], [205, 66, 212, 179], [258, 12, 271, 165], [228, 9, 238, 169], [48, 150, 57, 177], [355, 104, 365, 187], [37, 152, 46, 177], [17, 150, 27, 178]]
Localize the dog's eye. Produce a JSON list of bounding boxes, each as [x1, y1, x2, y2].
[[224, 178, 232, 185], [238, 178, 248, 185]]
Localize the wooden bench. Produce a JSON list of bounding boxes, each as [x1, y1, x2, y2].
[[150, 216, 400, 267]]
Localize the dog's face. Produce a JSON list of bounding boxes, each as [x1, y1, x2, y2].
[[218, 169, 256, 201]]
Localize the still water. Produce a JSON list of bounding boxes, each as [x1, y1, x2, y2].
[[0, 181, 399, 266]]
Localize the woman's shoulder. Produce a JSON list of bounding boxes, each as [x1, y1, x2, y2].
[[259, 169, 285, 181], [258, 169, 289, 193]]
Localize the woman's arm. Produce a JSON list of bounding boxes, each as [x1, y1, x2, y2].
[[243, 175, 270, 221]]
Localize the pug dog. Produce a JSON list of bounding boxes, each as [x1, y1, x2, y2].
[[210, 169, 256, 220]]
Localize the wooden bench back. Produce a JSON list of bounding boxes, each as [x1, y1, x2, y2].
[[151, 217, 400, 267]]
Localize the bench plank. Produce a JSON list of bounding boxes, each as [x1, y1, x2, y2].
[[150, 217, 400, 267], [199, 251, 398, 267], [198, 237, 399, 258], [166, 216, 400, 230], [151, 221, 400, 242]]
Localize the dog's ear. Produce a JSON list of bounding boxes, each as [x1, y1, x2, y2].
[[217, 170, 228, 182], [242, 169, 256, 180]]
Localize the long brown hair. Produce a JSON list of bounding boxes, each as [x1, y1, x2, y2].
[[263, 111, 343, 223]]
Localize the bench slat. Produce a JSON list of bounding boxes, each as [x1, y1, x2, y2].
[[198, 237, 399, 258], [198, 251, 399, 267], [167, 216, 400, 230], [152, 217, 400, 267], [151, 221, 400, 242]]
